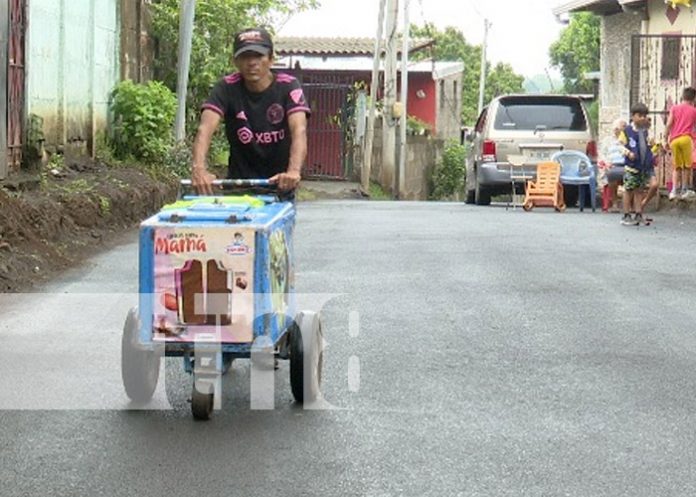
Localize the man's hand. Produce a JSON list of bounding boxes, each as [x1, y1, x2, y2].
[[269, 171, 301, 191], [192, 166, 217, 195]]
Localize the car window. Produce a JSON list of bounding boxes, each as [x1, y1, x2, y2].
[[474, 108, 487, 133], [493, 97, 587, 131]]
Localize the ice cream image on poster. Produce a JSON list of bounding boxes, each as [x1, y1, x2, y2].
[[152, 227, 255, 343], [269, 230, 289, 326]]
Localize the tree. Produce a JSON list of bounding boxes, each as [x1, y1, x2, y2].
[[411, 23, 525, 124], [150, 0, 318, 131], [548, 12, 600, 94]]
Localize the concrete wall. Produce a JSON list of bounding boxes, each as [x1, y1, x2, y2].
[[120, 0, 154, 83], [367, 122, 445, 200], [435, 73, 463, 141], [599, 11, 641, 139], [27, 0, 119, 154], [0, 0, 7, 179]]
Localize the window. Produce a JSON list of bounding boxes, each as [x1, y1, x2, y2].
[[661, 36, 680, 80], [453, 80, 458, 107], [493, 96, 587, 131], [440, 80, 445, 109]]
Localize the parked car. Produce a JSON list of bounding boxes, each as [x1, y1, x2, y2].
[[465, 94, 597, 205]]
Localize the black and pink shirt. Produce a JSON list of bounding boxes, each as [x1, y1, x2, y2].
[[202, 72, 311, 179]]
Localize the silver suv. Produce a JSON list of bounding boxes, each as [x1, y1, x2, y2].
[[465, 94, 596, 205]]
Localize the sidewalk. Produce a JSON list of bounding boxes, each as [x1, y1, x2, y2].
[[298, 179, 364, 200]]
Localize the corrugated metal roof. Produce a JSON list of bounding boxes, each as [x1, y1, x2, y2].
[[273, 55, 463, 79], [274, 37, 434, 56]]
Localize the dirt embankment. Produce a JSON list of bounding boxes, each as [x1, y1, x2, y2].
[[0, 159, 178, 292]]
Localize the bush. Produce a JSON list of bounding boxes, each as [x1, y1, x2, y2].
[[430, 141, 467, 200], [110, 80, 177, 163]]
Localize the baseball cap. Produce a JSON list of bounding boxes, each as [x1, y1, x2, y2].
[[233, 28, 274, 58]]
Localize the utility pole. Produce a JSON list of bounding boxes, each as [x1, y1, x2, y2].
[[361, 0, 387, 195], [383, 0, 399, 194], [477, 18, 491, 115], [398, 0, 410, 199], [175, 0, 197, 142]]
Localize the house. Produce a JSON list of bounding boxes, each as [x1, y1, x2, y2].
[[274, 37, 464, 180], [553, 0, 696, 144], [0, 0, 153, 180]]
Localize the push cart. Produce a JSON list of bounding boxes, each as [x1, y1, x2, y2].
[[121, 179, 323, 420]]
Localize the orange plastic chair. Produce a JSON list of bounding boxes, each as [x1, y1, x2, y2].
[[522, 161, 566, 212]]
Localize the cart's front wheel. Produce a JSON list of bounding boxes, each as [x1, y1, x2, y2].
[[121, 308, 160, 403], [191, 383, 214, 420], [289, 311, 323, 404]]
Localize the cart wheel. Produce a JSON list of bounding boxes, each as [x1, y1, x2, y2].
[[221, 356, 234, 376], [191, 383, 214, 420], [121, 307, 160, 403], [289, 311, 323, 404], [523, 201, 533, 211]]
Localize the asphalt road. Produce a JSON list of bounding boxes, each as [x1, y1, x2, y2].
[[2, 202, 696, 496]]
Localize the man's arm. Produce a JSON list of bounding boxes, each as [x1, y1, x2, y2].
[[270, 111, 307, 191], [191, 109, 222, 195]]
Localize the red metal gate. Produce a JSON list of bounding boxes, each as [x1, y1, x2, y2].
[[7, 0, 25, 173], [302, 75, 353, 179]]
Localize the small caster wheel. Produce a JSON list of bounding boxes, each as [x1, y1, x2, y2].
[[191, 383, 214, 420]]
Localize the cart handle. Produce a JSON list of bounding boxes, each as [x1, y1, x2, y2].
[[180, 179, 273, 188]]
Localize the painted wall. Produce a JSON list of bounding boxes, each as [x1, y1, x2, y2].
[[407, 73, 436, 133], [647, 1, 696, 34], [27, 0, 119, 153]]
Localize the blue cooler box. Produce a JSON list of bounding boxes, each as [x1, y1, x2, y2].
[[137, 193, 296, 354]]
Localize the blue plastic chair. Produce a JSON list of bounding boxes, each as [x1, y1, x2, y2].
[[551, 150, 597, 212]]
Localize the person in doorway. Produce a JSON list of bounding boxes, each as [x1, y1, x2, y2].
[[191, 27, 311, 196], [619, 103, 653, 226], [664, 87, 696, 200]]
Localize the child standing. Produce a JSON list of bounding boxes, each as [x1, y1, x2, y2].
[[665, 87, 696, 200], [619, 103, 653, 226]]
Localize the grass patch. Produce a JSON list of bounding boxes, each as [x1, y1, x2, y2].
[[296, 187, 319, 202], [369, 181, 392, 200]]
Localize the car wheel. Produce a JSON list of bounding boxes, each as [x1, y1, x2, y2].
[[475, 180, 491, 206], [465, 189, 476, 204]]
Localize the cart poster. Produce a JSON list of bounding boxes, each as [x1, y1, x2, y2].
[[151, 227, 255, 343]]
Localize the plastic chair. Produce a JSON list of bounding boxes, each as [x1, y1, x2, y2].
[[551, 150, 597, 212], [522, 161, 566, 212]]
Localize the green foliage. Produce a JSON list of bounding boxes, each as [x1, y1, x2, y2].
[[369, 181, 392, 200], [549, 13, 600, 93], [150, 0, 318, 132], [407, 115, 431, 135], [110, 80, 177, 162], [587, 99, 599, 136], [430, 141, 467, 200], [411, 23, 525, 125]]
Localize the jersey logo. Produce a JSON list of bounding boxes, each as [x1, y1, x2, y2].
[[238, 127, 254, 145], [290, 89, 306, 105], [236, 111, 248, 121], [267, 104, 285, 125]]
